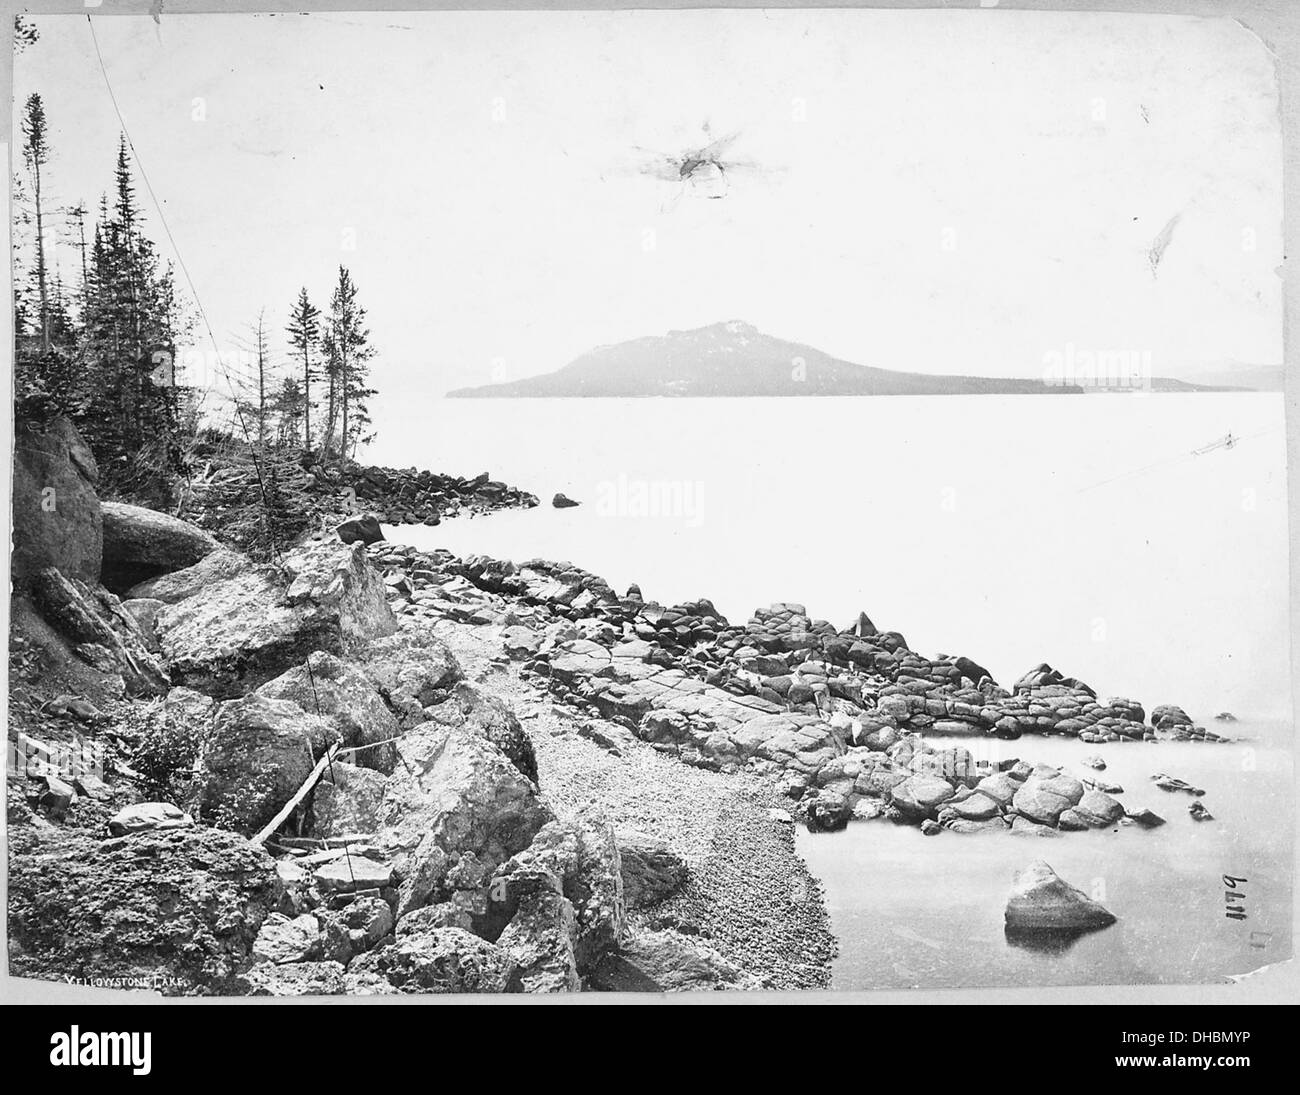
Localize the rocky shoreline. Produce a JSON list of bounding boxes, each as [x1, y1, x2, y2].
[[6, 419, 1234, 995]]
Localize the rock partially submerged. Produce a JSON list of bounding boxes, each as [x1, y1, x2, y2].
[[1004, 860, 1116, 933]]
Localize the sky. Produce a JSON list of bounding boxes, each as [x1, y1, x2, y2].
[[12, 8, 1285, 418]]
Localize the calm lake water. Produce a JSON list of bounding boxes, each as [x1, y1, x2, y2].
[[364, 392, 1293, 988]]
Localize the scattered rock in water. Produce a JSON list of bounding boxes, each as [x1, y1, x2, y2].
[[1214, 712, 1237, 722], [920, 819, 941, 836], [805, 789, 853, 831], [1189, 801, 1214, 822], [1123, 806, 1167, 828], [1004, 860, 1116, 932], [1081, 755, 1107, 771], [1150, 704, 1193, 730], [1009, 815, 1062, 838], [552, 493, 580, 509], [1010, 770, 1084, 826], [1152, 773, 1205, 796]]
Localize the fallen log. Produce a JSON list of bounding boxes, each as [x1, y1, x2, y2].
[[251, 743, 340, 845]]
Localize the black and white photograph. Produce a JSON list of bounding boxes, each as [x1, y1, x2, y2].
[[2, 0, 1296, 1030]]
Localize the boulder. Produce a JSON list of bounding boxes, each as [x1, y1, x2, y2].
[[127, 548, 251, 604], [422, 682, 538, 783], [805, 789, 853, 831], [313, 856, 393, 893], [1004, 860, 1116, 932], [252, 913, 321, 965], [100, 501, 220, 591], [1011, 772, 1084, 826], [344, 925, 517, 994], [588, 931, 756, 992], [1151, 704, 1192, 729], [1068, 789, 1125, 828], [11, 416, 102, 587], [552, 493, 580, 508], [29, 568, 170, 696], [316, 896, 394, 963], [889, 773, 955, 821], [617, 830, 688, 908], [376, 723, 552, 917], [490, 812, 625, 971], [336, 514, 385, 545], [359, 625, 464, 725], [155, 542, 396, 697], [257, 651, 401, 772], [310, 762, 389, 839], [198, 694, 342, 833], [495, 888, 581, 993], [1124, 807, 1166, 828], [7, 826, 281, 994], [107, 802, 194, 837]]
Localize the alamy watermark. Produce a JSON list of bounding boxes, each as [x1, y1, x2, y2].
[[594, 474, 706, 527]]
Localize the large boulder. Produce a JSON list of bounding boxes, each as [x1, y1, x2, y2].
[[344, 925, 517, 994], [588, 930, 757, 992], [100, 501, 220, 592], [155, 542, 396, 697], [494, 885, 581, 993], [8, 826, 281, 994], [198, 693, 342, 833], [257, 651, 402, 772], [376, 723, 553, 917], [127, 548, 252, 604], [1011, 771, 1084, 827], [1004, 860, 1116, 933], [11, 416, 102, 587], [336, 514, 384, 545], [422, 682, 537, 782], [490, 812, 625, 971], [29, 567, 169, 696], [359, 625, 464, 726], [889, 773, 956, 820]]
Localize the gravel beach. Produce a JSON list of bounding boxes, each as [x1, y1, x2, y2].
[[434, 621, 837, 990]]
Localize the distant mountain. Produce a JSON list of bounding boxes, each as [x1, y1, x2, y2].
[[1163, 363, 1284, 393], [447, 322, 1083, 398]]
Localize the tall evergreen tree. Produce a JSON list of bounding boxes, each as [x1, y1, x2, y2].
[[285, 287, 320, 452], [325, 266, 375, 460], [21, 94, 51, 352]]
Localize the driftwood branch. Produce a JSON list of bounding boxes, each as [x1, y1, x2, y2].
[[251, 743, 339, 845]]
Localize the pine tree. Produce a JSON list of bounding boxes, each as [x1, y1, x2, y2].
[[285, 287, 320, 452], [325, 266, 376, 460], [271, 376, 306, 448], [21, 94, 51, 353]]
